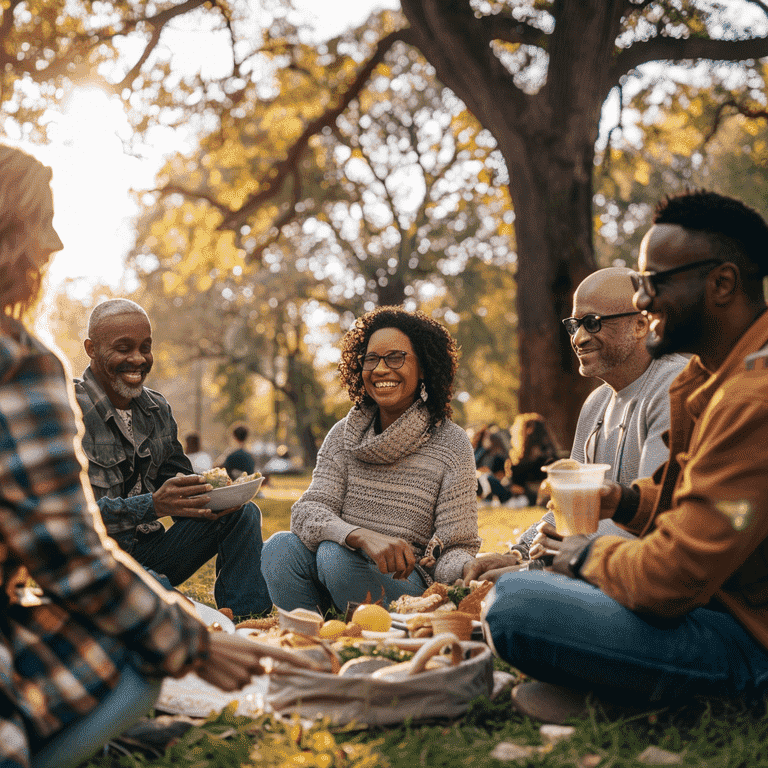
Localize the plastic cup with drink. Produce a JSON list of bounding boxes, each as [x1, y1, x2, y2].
[[543, 461, 611, 536]]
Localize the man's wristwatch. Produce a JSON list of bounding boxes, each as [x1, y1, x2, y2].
[[551, 535, 592, 579]]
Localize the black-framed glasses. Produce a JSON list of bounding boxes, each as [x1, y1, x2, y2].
[[562, 312, 640, 337], [630, 259, 723, 298], [359, 350, 408, 371]]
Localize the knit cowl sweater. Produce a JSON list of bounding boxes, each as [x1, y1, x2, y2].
[[291, 400, 480, 584]]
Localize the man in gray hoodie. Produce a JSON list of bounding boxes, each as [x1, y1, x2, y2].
[[466, 267, 687, 578]]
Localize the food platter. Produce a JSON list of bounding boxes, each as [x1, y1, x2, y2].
[[203, 477, 263, 511], [360, 628, 407, 640], [190, 600, 236, 633], [389, 612, 482, 629], [389, 612, 484, 640]]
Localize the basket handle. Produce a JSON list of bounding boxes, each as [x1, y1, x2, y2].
[[408, 632, 463, 675]]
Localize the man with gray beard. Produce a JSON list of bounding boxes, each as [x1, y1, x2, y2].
[[466, 268, 687, 578], [75, 299, 271, 616]]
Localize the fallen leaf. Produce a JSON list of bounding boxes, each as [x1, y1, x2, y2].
[[638, 745, 683, 765], [540, 724, 576, 745], [489, 742, 553, 762], [490, 742, 534, 761]]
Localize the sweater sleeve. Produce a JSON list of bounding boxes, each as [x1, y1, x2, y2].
[[432, 426, 481, 583], [290, 421, 356, 550]]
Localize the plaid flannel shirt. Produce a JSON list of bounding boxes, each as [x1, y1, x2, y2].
[[0, 322, 208, 768], [74, 367, 194, 553]]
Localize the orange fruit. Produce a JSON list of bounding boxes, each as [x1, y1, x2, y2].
[[351, 604, 392, 632], [318, 619, 347, 640]]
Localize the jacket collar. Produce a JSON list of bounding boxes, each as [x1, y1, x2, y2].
[[80, 366, 159, 446], [676, 308, 768, 422], [344, 400, 433, 465]]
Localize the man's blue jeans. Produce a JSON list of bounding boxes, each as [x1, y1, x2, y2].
[[132, 501, 271, 616], [261, 531, 426, 613], [485, 570, 768, 704]]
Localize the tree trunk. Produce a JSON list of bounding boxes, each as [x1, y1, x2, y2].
[[400, 0, 626, 448], [502, 139, 597, 448]]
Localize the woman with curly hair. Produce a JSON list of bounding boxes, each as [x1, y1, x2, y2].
[[261, 306, 480, 612]]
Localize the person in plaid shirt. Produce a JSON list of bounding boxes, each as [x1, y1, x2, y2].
[[0, 145, 267, 768]]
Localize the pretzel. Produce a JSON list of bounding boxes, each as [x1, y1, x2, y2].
[[236, 615, 279, 631], [389, 592, 447, 614]]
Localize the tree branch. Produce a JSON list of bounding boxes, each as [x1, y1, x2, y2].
[[11, 0, 217, 87], [155, 184, 235, 216], [117, 25, 163, 90], [703, 98, 768, 145], [247, 169, 304, 261], [477, 13, 548, 50], [218, 27, 415, 231], [610, 34, 768, 86]]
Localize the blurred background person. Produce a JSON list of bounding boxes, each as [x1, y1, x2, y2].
[[504, 413, 561, 506], [184, 431, 213, 474], [218, 422, 256, 480]]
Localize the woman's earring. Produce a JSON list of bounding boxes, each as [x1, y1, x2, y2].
[[420, 380, 428, 402]]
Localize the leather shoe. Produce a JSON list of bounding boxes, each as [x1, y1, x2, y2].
[[510, 681, 589, 724]]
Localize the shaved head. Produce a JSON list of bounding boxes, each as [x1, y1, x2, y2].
[[573, 267, 638, 316], [88, 299, 149, 341], [569, 267, 651, 390]]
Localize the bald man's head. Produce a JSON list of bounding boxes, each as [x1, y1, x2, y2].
[[568, 267, 651, 390], [573, 267, 639, 315]]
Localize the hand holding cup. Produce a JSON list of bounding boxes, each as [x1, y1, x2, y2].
[[543, 460, 611, 536]]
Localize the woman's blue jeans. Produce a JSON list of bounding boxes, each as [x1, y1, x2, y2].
[[261, 531, 426, 613], [31, 663, 161, 768], [484, 570, 768, 704]]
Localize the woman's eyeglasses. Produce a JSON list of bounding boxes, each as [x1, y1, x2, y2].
[[562, 312, 640, 337], [630, 259, 723, 298], [359, 351, 408, 371]]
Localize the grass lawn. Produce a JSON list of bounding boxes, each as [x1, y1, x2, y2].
[[83, 477, 768, 767]]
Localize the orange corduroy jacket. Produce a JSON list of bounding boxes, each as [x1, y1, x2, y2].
[[581, 309, 768, 652]]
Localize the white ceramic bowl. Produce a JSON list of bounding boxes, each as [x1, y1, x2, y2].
[[277, 606, 325, 636], [205, 477, 263, 511]]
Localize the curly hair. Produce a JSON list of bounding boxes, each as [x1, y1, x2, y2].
[[654, 189, 768, 301], [508, 413, 559, 466], [338, 306, 459, 426], [0, 145, 56, 316]]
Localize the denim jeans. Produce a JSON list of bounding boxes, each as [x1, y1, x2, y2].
[[261, 531, 427, 613], [485, 570, 768, 704], [132, 501, 271, 616], [31, 662, 161, 768]]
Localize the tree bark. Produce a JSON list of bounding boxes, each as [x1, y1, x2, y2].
[[400, 0, 627, 447]]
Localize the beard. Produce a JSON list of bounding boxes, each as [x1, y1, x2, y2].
[[577, 328, 637, 380], [112, 378, 144, 401], [646, 291, 706, 359], [110, 363, 150, 401]]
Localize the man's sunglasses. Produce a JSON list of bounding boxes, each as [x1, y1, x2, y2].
[[630, 259, 723, 299], [562, 312, 640, 337], [359, 351, 408, 371]]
